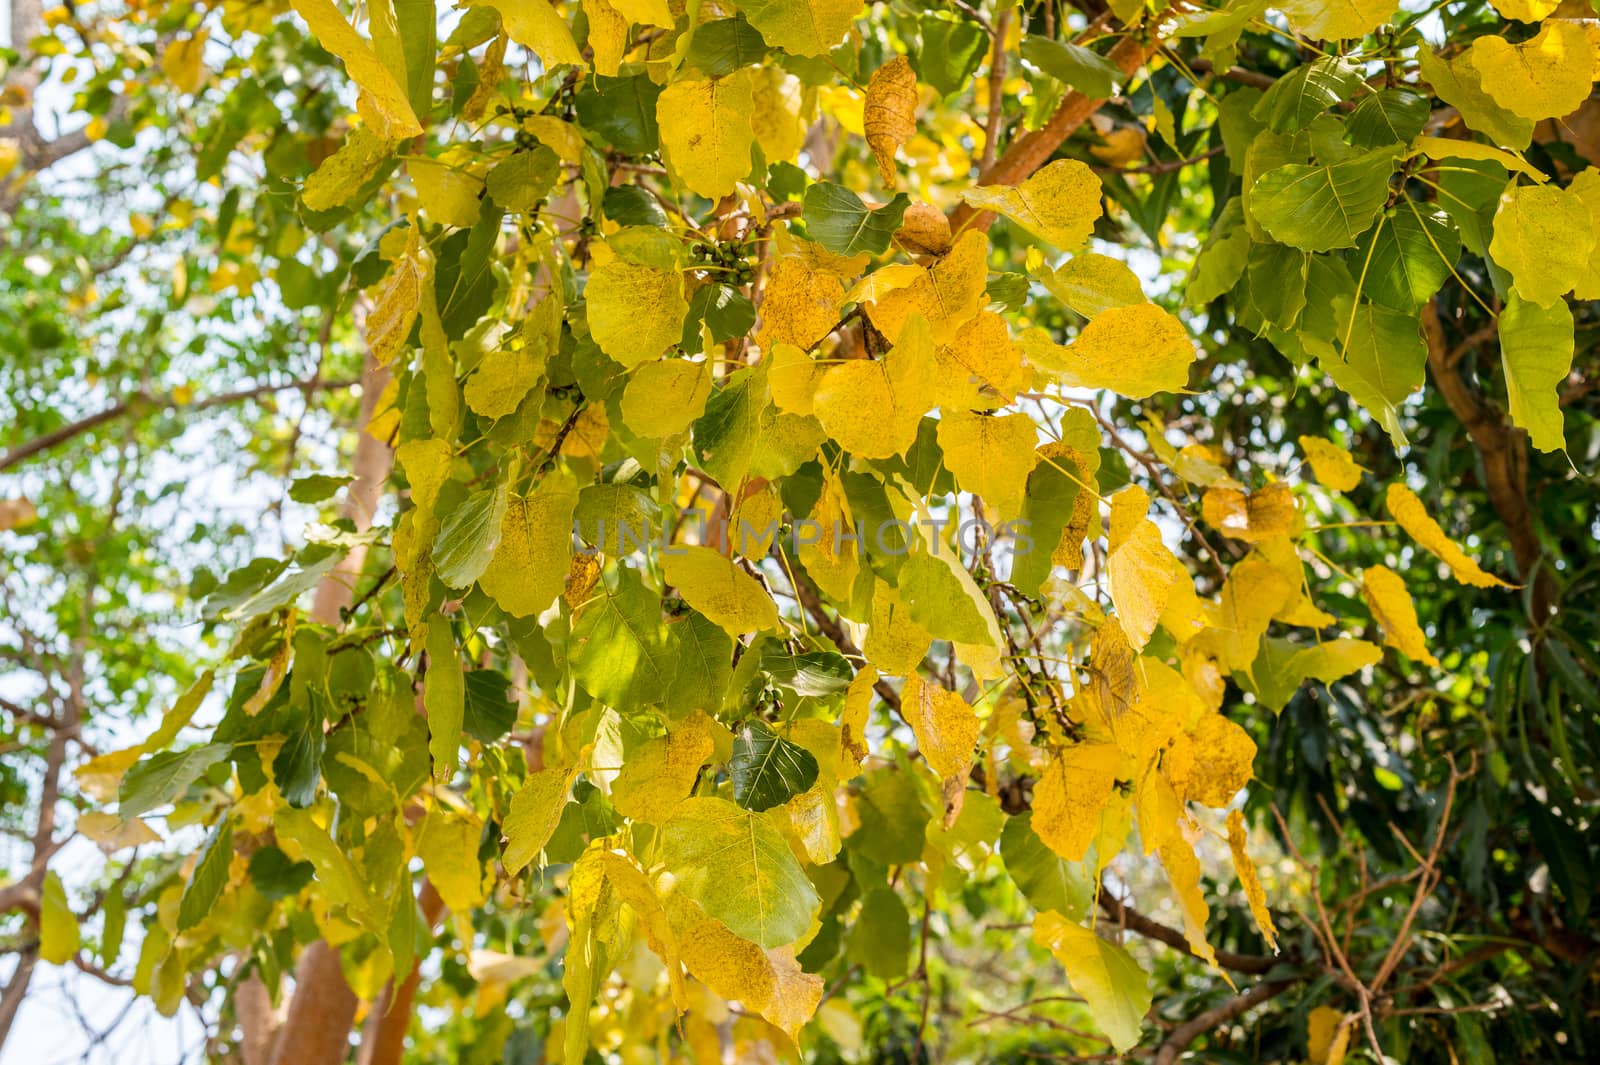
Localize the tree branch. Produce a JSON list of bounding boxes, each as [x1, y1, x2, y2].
[[1098, 888, 1280, 975], [1153, 978, 1297, 1065]]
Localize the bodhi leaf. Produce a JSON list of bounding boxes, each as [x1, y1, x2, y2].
[[1298, 435, 1366, 492], [936, 410, 1038, 520], [864, 56, 919, 187], [1355, 204, 1461, 313], [1415, 46, 1534, 150], [291, 0, 422, 139], [1468, 21, 1596, 122], [39, 871, 79, 965], [571, 566, 674, 707], [479, 481, 579, 618], [1224, 810, 1279, 953], [1319, 302, 1427, 448], [1276, 0, 1400, 41], [900, 675, 980, 784], [1249, 149, 1397, 252], [466, 0, 582, 70], [1386, 484, 1512, 589], [657, 796, 820, 948], [657, 71, 757, 200], [730, 720, 820, 812], [1363, 564, 1439, 667], [1023, 303, 1197, 398], [802, 183, 911, 257], [1041, 252, 1146, 317], [1032, 910, 1152, 1053], [959, 159, 1103, 251], [621, 359, 713, 438], [1489, 183, 1593, 309], [586, 257, 689, 367], [1498, 295, 1573, 454], [661, 546, 779, 636], [735, 0, 862, 57]]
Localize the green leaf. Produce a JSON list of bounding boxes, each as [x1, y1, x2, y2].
[[573, 74, 661, 155], [288, 473, 354, 503], [1500, 294, 1573, 454], [1021, 36, 1124, 99], [424, 618, 464, 781], [432, 483, 508, 589], [177, 818, 235, 931], [571, 565, 673, 708], [463, 668, 517, 742], [1250, 57, 1362, 134], [762, 647, 854, 697], [248, 845, 316, 901], [1345, 88, 1428, 149], [684, 17, 768, 76], [1245, 241, 1309, 329], [845, 886, 912, 979], [119, 742, 231, 818], [1187, 198, 1250, 305], [1033, 911, 1152, 1052], [602, 185, 668, 227], [916, 15, 988, 97], [1416, 47, 1534, 151], [1320, 301, 1427, 447], [272, 709, 326, 808], [486, 146, 560, 212], [394, 0, 436, 114], [730, 720, 820, 812], [802, 183, 911, 257], [898, 548, 1003, 648], [1009, 449, 1081, 597], [1001, 813, 1094, 920], [1356, 203, 1461, 312], [1249, 147, 1397, 252], [657, 796, 820, 948], [683, 284, 757, 348]]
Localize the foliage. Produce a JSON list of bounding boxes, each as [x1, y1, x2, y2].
[[3, 1, 1599, 1064]]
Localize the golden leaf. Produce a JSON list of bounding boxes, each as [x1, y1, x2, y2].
[[1469, 20, 1595, 121], [1021, 303, 1197, 398], [864, 230, 989, 344], [621, 358, 712, 438], [865, 580, 932, 676], [658, 71, 758, 200], [1297, 435, 1365, 492], [1200, 483, 1303, 543], [757, 257, 846, 351], [1225, 809, 1279, 953], [586, 257, 688, 367], [1362, 564, 1440, 667], [1385, 483, 1512, 588], [936, 410, 1039, 520], [479, 482, 579, 618], [291, 0, 423, 138], [465, 0, 582, 71], [900, 675, 980, 783], [611, 712, 716, 822], [958, 159, 1103, 251], [863, 56, 918, 187], [1032, 741, 1121, 862], [662, 546, 780, 635]]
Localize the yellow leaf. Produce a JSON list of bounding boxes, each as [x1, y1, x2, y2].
[[1105, 486, 1183, 650], [1215, 555, 1295, 671], [1178, 713, 1256, 807], [1032, 742, 1121, 862], [409, 158, 485, 228], [586, 257, 688, 367], [521, 116, 585, 163], [863, 55, 918, 187], [608, 0, 673, 26], [162, 31, 209, 95], [416, 809, 487, 912], [958, 159, 1103, 251], [751, 68, 808, 166], [936, 410, 1038, 520], [865, 580, 931, 676], [757, 257, 846, 351], [767, 343, 821, 415], [74, 747, 143, 803], [480, 481, 579, 617], [676, 910, 824, 1042], [40, 871, 79, 965], [367, 253, 424, 365], [611, 712, 716, 822], [658, 71, 757, 200], [1385, 483, 1511, 588], [1297, 435, 1365, 492], [464, 344, 542, 420], [1569, 168, 1600, 300], [864, 230, 989, 344], [797, 470, 861, 602], [813, 317, 937, 458], [1031, 911, 1152, 1054], [840, 665, 876, 773], [1022, 303, 1197, 398], [581, 0, 627, 76], [75, 811, 163, 853], [933, 310, 1031, 409], [1469, 20, 1595, 121], [467, 0, 583, 71], [895, 201, 953, 256], [1309, 1006, 1353, 1065], [1488, 181, 1593, 307], [303, 127, 395, 212], [291, 0, 422, 138], [1410, 135, 1547, 184], [737, 0, 861, 57], [662, 546, 780, 635], [1041, 252, 1146, 317], [900, 675, 980, 783], [1362, 564, 1440, 667], [1200, 482, 1303, 543], [1491, 0, 1561, 18], [501, 761, 580, 875], [1158, 837, 1222, 974], [1277, 0, 1400, 38], [621, 358, 712, 437], [1225, 809, 1279, 953]]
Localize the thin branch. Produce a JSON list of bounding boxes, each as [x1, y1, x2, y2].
[[1153, 979, 1296, 1065]]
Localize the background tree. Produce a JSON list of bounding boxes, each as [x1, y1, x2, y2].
[[2, 1, 1597, 1064]]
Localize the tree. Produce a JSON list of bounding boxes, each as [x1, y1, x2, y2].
[[2, 1, 1597, 1063]]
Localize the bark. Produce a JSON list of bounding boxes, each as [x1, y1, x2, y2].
[[236, 971, 283, 1065], [1421, 300, 1558, 623]]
